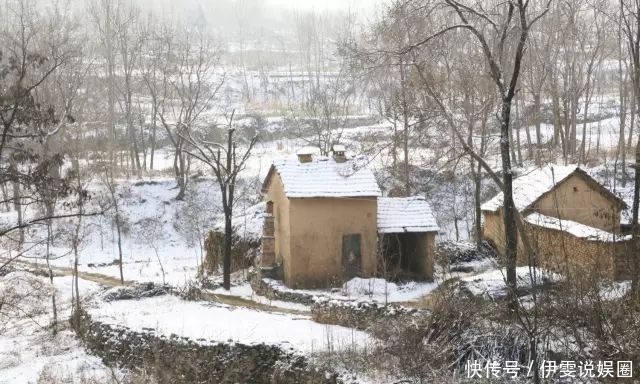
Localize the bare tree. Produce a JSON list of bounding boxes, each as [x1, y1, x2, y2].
[[102, 169, 125, 285], [137, 213, 166, 285], [180, 111, 258, 290], [381, 0, 550, 312], [143, 24, 224, 199], [290, 61, 355, 156], [0, 0, 81, 274]]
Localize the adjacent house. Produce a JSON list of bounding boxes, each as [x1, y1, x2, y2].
[[481, 165, 634, 279], [260, 147, 439, 288]]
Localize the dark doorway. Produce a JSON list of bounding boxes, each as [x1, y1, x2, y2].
[[380, 233, 429, 281], [342, 234, 362, 279]]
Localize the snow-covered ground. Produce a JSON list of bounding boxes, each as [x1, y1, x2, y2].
[[1, 102, 636, 382], [261, 277, 439, 304], [88, 292, 374, 354], [460, 267, 562, 299], [0, 272, 125, 384], [0, 178, 227, 286]]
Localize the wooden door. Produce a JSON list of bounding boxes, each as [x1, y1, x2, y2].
[[342, 234, 362, 279]]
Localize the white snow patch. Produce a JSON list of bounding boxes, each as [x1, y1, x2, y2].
[[0, 272, 123, 384], [526, 212, 630, 242], [87, 295, 372, 353], [600, 281, 631, 301], [461, 267, 561, 299], [264, 277, 438, 304]]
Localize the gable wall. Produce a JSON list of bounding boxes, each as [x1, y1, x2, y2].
[[265, 172, 291, 275], [533, 173, 621, 232]]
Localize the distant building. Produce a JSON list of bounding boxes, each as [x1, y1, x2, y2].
[[260, 146, 439, 288], [481, 165, 635, 280]]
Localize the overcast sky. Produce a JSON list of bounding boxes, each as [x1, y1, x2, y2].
[[268, 0, 388, 12]]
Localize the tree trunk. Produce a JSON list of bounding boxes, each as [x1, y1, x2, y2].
[[46, 218, 58, 335], [109, 183, 125, 285], [10, 163, 24, 246], [223, 207, 232, 290], [392, 117, 398, 177], [222, 128, 236, 291], [1, 182, 9, 212], [150, 104, 157, 170], [571, 94, 578, 159], [515, 96, 522, 166], [534, 92, 542, 165], [509, 121, 517, 166], [630, 87, 637, 150], [72, 215, 82, 328], [620, 72, 628, 181], [552, 94, 562, 149], [500, 99, 518, 313], [399, 60, 410, 196]]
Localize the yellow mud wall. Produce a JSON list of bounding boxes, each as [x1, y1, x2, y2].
[[533, 174, 621, 232], [286, 197, 378, 288]]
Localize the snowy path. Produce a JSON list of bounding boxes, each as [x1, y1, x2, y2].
[[4, 258, 311, 316]]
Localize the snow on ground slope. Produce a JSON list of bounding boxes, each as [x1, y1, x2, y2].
[[1, 178, 230, 286], [88, 293, 374, 354], [0, 272, 124, 384], [460, 267, 562, 299], [261, 277, 439, 304]]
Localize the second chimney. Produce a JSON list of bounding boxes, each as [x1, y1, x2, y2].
[[296, 147, 315, 163], [332, 144, 346, 163]]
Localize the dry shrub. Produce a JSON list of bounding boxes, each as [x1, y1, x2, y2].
[[370, 280, 533, 383], [201, 230, 258, 275], [537, 268, 640, 365]]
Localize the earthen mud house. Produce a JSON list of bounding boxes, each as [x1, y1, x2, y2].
[[260, 147, 439, 288], [481, 165, 635, 279]]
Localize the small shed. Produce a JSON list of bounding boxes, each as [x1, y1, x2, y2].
[[377, 197, 439, 281]]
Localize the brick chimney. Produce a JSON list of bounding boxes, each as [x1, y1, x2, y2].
[[332, 144, 346, 163], [296, 147, 315, 163]]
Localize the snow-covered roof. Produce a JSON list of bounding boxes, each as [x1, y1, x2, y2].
[[332, 144, 346, 152], [263, 155, 382, 198], [526, 212, 631, 242], [481, 165, 580, 212], [377, 197, 439, 233]]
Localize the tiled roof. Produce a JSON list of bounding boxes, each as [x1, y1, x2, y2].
[[481, 165, 579, 212], [377, 197, 439, 233], [266, 155, 381, 198]]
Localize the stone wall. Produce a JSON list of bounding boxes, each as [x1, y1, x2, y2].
[[74, 310, 339, 384], [310, 298, 430, 331], [525, 224, 636, 280], [250, 275, 317, 305]]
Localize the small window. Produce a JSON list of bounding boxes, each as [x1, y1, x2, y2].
[[573, 186, 578, 192]]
